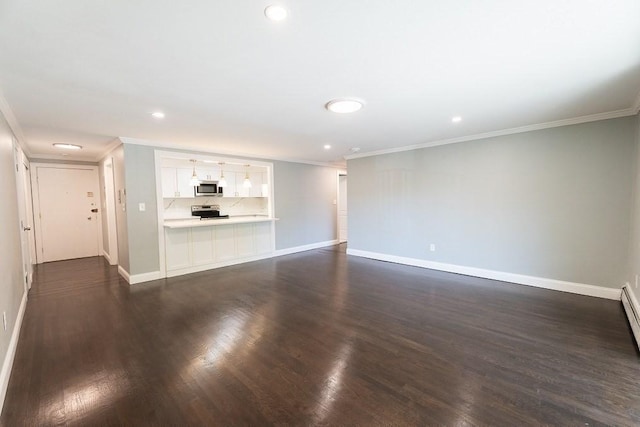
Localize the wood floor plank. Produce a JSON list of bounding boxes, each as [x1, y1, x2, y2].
[[1, 244, 639, 425]]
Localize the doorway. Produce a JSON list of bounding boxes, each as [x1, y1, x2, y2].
[[31, 164, 102, 263], [338, 174, 347, 243]]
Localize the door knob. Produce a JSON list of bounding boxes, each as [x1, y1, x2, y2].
[[23, 226, 31, 231], [87, 217, 92, 220], [91, 208, 98, 213]]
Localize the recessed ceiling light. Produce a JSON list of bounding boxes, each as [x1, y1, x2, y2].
[[349, 147, 361, 153], [452, 116, 462, 123], [324, 145, 332, 150], [151, 111, 165, 119], [325, 98, 364, 114], [264, 4, 288, 21], [53, 143, 82, 150]]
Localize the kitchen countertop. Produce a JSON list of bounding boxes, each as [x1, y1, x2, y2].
[[164, 215, 278, 229]]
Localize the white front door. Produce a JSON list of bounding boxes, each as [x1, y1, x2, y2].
[[34, 165, 101, 262]]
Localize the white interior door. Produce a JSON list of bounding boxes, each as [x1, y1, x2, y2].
[[34, 165, 101, 262], [13, 143, 31, 291], [338, 175, 348, 243]]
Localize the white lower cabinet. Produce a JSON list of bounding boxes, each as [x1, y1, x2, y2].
[[164, 221, 274, 275], [165, 228, 190, 270], [191, 227, 214, 266], [214, 225, 236, 262], [254, 222, 272, 254]]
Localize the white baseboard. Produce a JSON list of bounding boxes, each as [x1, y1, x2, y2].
[[102, 250, 113, 265], [0, 291, 28, 415], [129, 271, 162, 285], [622, 285, 640, 351], [273, 240, 339, 257], [117, 265, 130, 283], [347, 249, 622, 300]]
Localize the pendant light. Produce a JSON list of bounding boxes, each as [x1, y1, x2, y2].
[[218, 162, 227, 187], [243, 165, 252, 188], [189, 159, 200, 186]]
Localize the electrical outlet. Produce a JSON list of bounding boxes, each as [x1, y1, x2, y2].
[[2, 311, 6, 331], [139, 203, 146, 212], [429, 243, 436, 252]]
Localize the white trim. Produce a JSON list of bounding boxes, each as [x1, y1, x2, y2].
[[129, 271, 163, 284], [274, 240, 339, 257], [102, 250, 112, 264], [121, 137, 341, 168], [622, 285, 640, 351], [347, 249, 622, 300], [0, 89, 30, 157], [118, 265, 130, 283], [0, 291, 28, 415], [344, 109, 636, 160]]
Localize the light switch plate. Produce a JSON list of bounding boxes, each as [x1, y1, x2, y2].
[[139, 203, 146, 212]]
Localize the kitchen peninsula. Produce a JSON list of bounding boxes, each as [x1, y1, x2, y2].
[[158, 155, 277, 278]]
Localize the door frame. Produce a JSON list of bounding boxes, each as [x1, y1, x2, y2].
[[336, 170, 347, 243], [102, 157, 119, 265], [31, 163, 103, 264]]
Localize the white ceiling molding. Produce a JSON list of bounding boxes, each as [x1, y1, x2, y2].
[[0, 88, 30, 157], [119, 137, 341, 169], [344, 108, 636, 160]]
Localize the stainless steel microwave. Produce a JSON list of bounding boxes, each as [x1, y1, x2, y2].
[[194, 181, 223, 197]]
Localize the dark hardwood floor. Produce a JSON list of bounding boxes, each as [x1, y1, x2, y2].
[[2, 244, 640, 426]]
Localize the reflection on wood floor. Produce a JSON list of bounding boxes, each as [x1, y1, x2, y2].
[[2, 244, 640, 425]]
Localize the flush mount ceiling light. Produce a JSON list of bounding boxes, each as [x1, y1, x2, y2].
[[325, 98, 364, 114], [189, 159, 201, 186], [151, 111, 165, 119], [243, 165, 252, 188], [451, 116, 462, 123], [324, 144, 331, 150], [53, 143, 82, 150], [218, 162, 227, 187], [264, 4, 288, 21]]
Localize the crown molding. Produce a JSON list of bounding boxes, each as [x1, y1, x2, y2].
[[345, 108, 636, 160], [0, 88, 31, 157], [119, 137, 342, 168]]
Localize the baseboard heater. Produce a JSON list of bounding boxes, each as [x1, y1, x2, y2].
[[621, 286, 640, 352]]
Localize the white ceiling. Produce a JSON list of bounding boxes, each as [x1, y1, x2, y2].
[[1, 1, 639, 165]]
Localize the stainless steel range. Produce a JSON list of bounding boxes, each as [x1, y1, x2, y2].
[[191, 205, 229, 220]]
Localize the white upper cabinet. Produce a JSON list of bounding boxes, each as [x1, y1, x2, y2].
[[198, 166, 220, 182], [162, 167, 195, 198], [162, 161, 270, 199], [221, 172, 238, 197]]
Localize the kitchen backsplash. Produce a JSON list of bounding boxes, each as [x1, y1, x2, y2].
[[163, 197, 268, 219]]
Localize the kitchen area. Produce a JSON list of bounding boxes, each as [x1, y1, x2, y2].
[[157, 154, 277, 277]]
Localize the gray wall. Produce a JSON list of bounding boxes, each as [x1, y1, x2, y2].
[[627, 113, 640, 301], [0, 111, 26, 399], [273, 161, 337, 249], [348, 116, 637, 288], [123, 144, 159, 275], [120, 144, 339, 275]]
